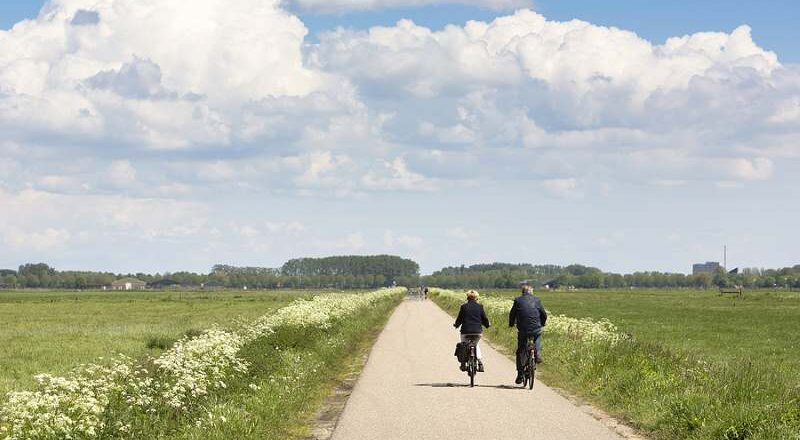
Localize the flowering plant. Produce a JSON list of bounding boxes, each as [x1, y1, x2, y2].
[[0, 288, 404, 440]]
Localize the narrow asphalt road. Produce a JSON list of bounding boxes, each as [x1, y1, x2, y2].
[[331, 299, 627, 440]]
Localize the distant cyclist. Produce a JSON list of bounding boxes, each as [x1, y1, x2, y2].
[[508, 285, 547, 384], [454, 290, 490, 372]]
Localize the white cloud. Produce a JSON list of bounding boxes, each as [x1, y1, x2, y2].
[[0, 2, 798, 272], [286, 0, 532, 13], [106, 160, 137, 187], [361, 158, 436, 191], [725, 157, 774, 181], [384, 230, 424, 249], [0, 0, 325, 149], [0, 188, 208, 259], [4, 227, 72, 251], [542, 178, 581, 199]]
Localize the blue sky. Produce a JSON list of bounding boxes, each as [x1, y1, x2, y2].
[[0, 0, 798, 274], [4, 1, 799, 62]]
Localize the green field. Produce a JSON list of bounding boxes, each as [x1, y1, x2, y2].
[[433, 288, 800, 440], [487, 288, 800, 373], [0, 289, 317, 395]]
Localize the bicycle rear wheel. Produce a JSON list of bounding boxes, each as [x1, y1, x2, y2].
[[528, 349, 536, 389], [528, 362, 535, 389], [468, 359, 476, 387]]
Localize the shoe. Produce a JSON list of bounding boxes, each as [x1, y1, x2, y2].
[[460, 362, 467, 371], [477, 361, 484, 372], [515, 374, 524, 385], [535, 355, 544, 364]]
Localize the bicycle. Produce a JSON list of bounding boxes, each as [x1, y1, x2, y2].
[[462, 334, 481, 387], [522, 336, 537, 389]]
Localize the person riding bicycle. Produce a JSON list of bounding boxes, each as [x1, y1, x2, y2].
[[508, 285, 547, 384], [454, 290, 490, 372]]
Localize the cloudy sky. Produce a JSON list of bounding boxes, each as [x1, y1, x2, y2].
[[0, 0, 798, 275]]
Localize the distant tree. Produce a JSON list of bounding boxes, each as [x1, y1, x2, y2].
[[1, 274, 17, 287]]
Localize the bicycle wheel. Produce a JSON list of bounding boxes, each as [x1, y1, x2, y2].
[[468, 359, 475, 387], [528, 350, 536, 389]]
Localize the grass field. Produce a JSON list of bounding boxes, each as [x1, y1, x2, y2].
[[432, 288, 800, 440], [0, 289, 320, 395], [488, 288, 800, 374], [0, 288, 404, 440]]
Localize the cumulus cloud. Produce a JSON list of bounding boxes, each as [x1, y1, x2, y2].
[[361, 158, 436, 191], [0, 0, 325, 149], [1, 2, 798, 271], [286, 0, 532, 13]]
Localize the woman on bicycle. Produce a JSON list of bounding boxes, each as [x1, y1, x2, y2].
[[453, 290, 491, 372]]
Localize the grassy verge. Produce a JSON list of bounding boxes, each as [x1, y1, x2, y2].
[[168, 291, 402, 440], [431, 288, 800, 440]]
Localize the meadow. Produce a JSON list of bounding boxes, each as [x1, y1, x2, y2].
[[432, 288, 800, 440], [0, 288, 404, 439], [0, 290, 323, 396], [489, 288, 800, 374]]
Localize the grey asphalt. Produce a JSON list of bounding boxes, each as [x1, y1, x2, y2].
[[331, 299, 627, 440]]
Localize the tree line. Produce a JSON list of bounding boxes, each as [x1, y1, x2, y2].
[[420, 263, 800, 289], [2, 260, 799, 290], [0, 256, 420, 290]]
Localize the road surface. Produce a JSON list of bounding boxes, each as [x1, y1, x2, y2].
[[331, 299, 628, 440]]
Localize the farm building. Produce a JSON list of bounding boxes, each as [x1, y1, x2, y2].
[[542, 279, 561, 289], [110, 277, 147, 290], [692, 262, 721, 275]]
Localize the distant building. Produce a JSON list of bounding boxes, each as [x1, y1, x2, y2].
[[542, 279, 561, 289], [111, 277, 147, 291], [692, 262, 721, 275]]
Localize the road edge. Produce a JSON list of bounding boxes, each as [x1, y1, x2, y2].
[[300, 298, 404, 440]]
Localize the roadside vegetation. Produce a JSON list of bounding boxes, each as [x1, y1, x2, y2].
[[0, 288, 404, 440], [0, 289, 317, 395], [431, 288, 800, 440]]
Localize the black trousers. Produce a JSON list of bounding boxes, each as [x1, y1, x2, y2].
[[515, 331, 542, 373]]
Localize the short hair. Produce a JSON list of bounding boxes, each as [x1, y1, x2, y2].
[[466, 290, 479, 300]]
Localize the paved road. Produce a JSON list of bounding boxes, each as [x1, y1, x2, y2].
[[331, 299, 627, 440]]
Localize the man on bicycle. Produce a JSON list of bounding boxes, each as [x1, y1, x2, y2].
[[508, 285, 547, 384], [454, 290, 490, 372]]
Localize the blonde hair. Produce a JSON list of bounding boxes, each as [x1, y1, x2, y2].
[[466, 290, 479, 300]]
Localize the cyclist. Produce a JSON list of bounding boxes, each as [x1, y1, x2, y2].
[[453, 290, 490, 372], [508, 285, 547, 384]]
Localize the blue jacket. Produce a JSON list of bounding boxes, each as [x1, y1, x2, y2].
[[454, 299, 491, 334], [508, 293, 547, 334]]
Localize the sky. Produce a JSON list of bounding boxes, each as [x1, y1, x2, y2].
[[0, 0, 798, 275]]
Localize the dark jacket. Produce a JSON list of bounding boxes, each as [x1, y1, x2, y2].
[[508, 293, 547, 334], [454, 299, 491, 334]]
